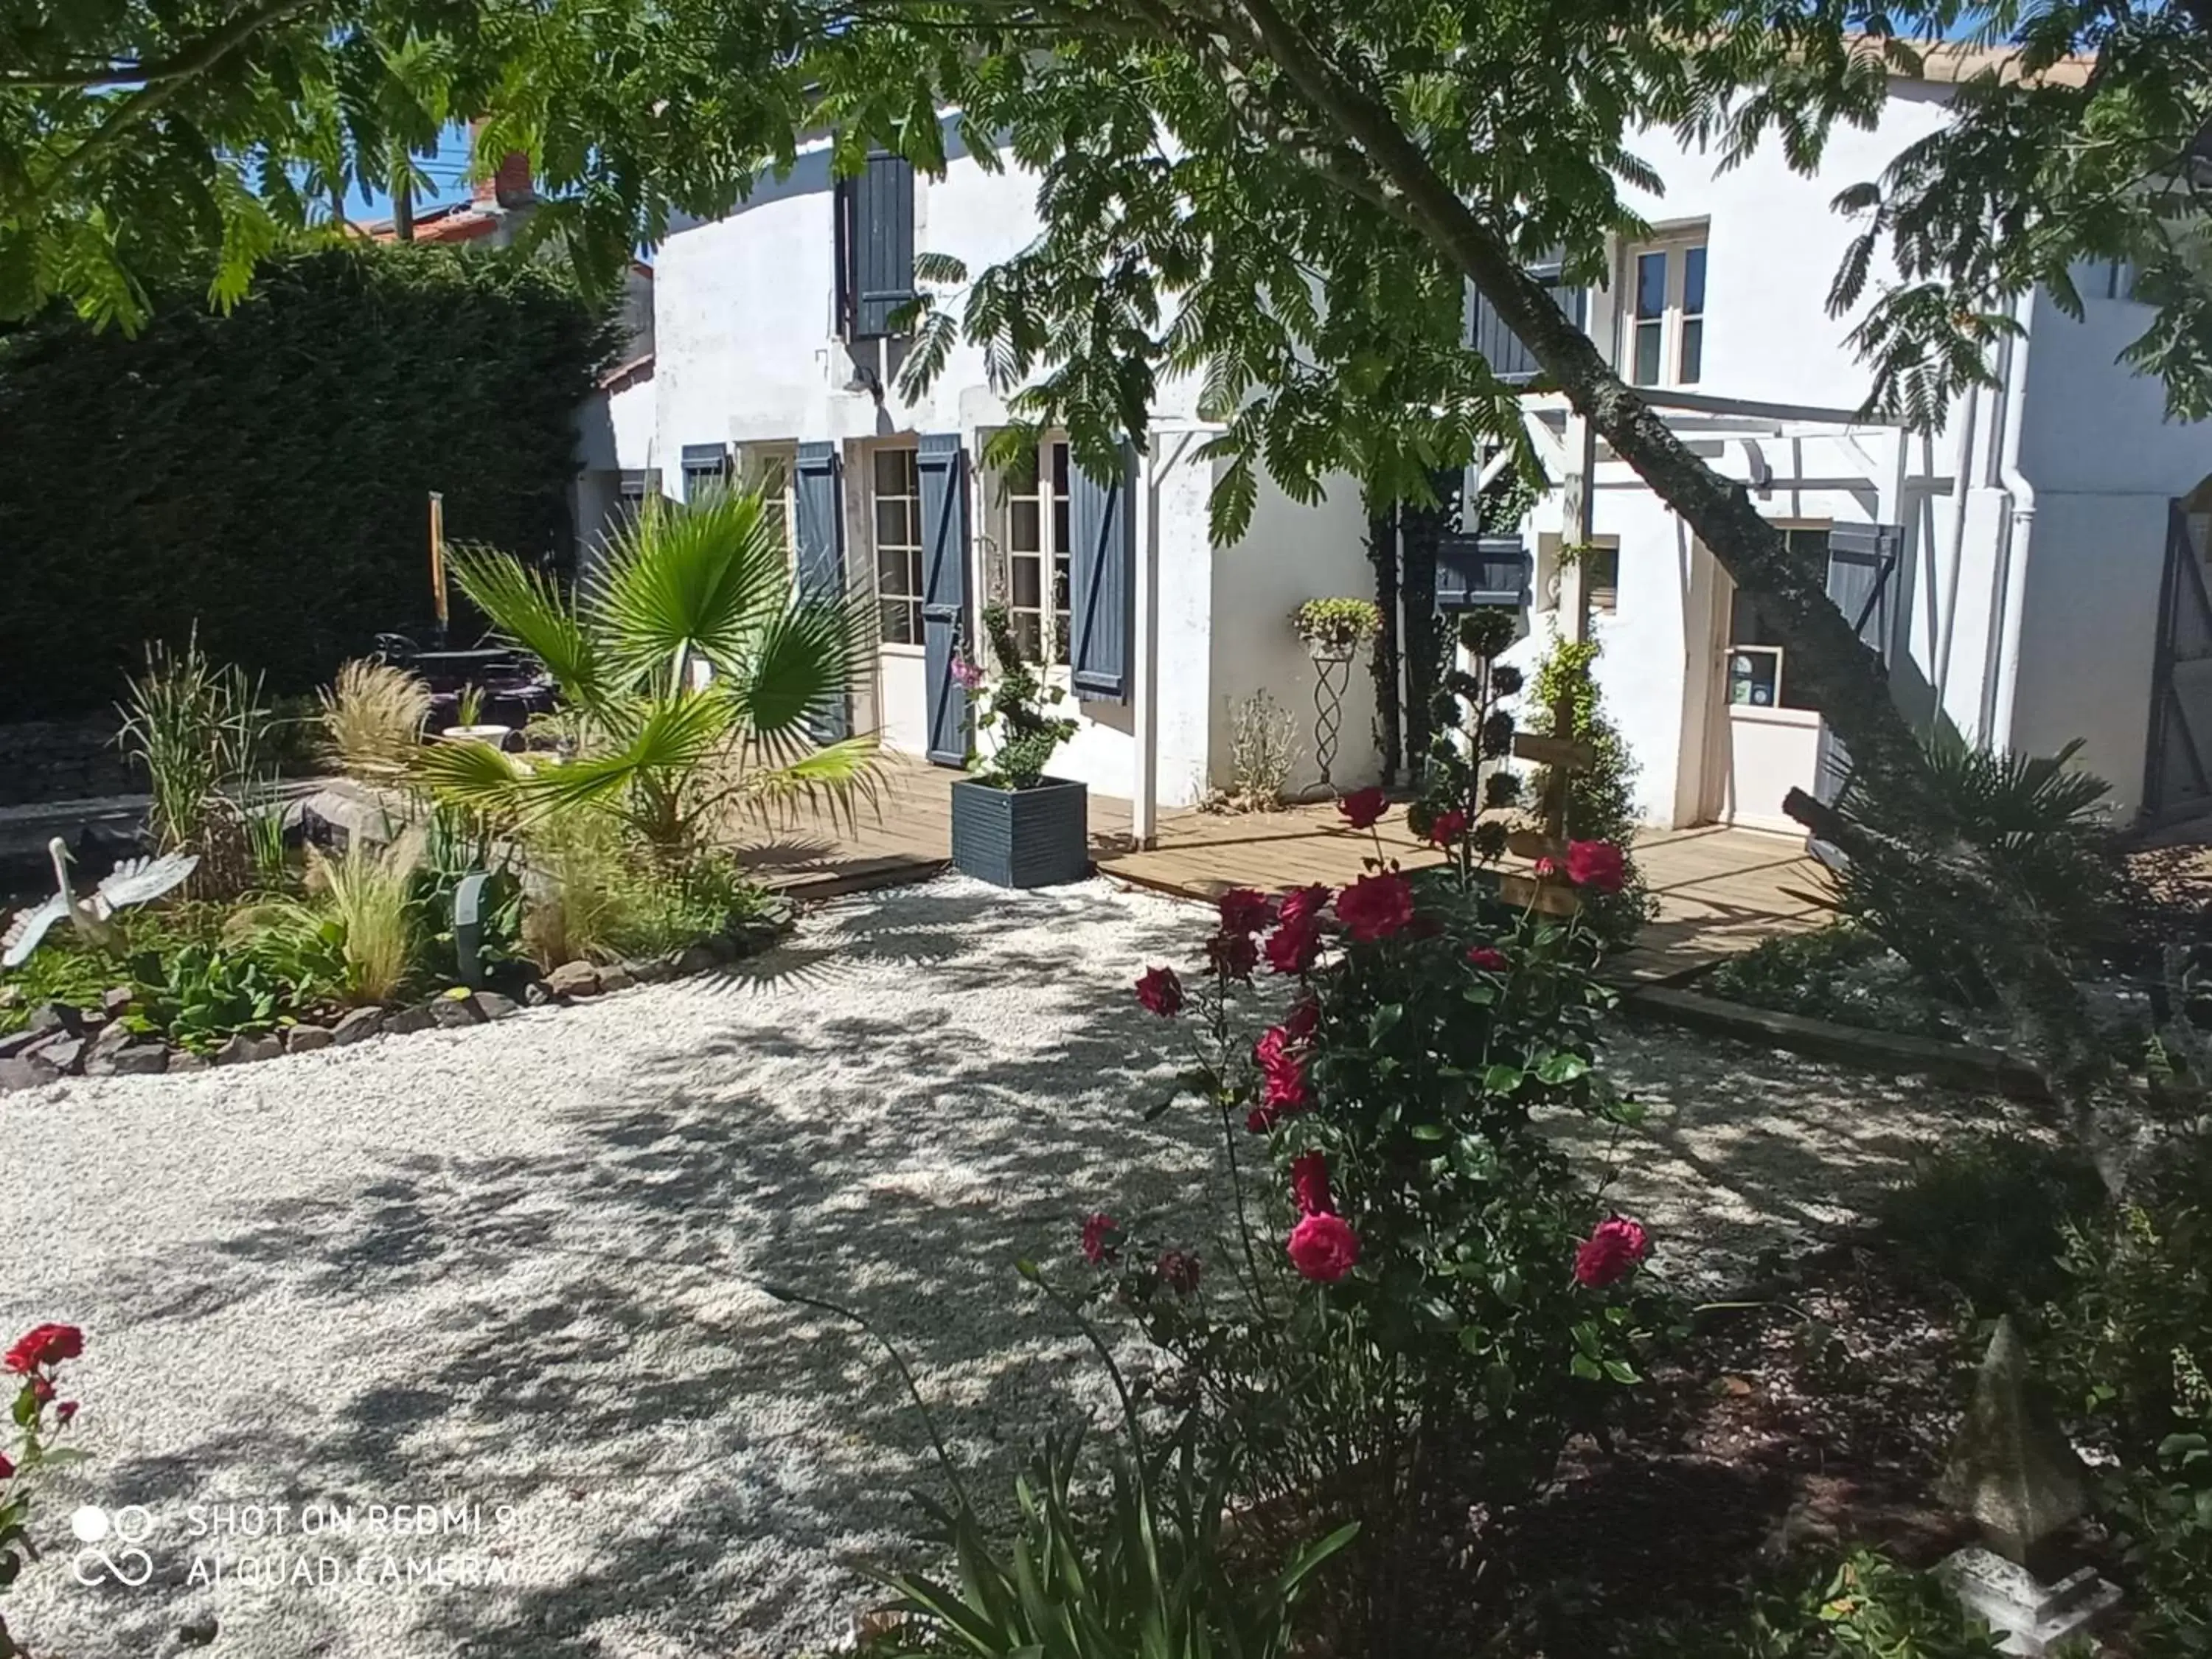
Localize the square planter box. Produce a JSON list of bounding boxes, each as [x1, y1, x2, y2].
[[950, 776, 1091, 888]]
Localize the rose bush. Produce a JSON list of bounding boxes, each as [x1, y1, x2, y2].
[[1, 1323, 86, 1659]]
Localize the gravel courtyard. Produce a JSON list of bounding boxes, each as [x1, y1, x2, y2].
[[0, 875, 2012, 1658]]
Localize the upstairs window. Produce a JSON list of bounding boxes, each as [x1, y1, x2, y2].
[[1625, 232, 1707, 388], [835, 153, 917, 341]]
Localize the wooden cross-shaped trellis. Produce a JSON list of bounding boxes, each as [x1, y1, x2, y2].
[[1498, 686, 1594, 917]]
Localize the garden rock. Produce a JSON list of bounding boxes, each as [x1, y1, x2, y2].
[[0, 1055, 58, 1091], [431, 995, 484, 1029], [30, 1035, 85, 1074], [213, 1033, 282, 1067], [597, 965, 636, 994], [474, 992, 518, 1020], [547, 961, 601, 998], [0, 1028, 50, 1060], [626, 957, 674, 984], [101, 1045, 167, 1077], [674, 944, 720, 978], [330, 1008, 385, 1046], [383, 1005, 437, 1037], [24, 1002, 78, 1039], [521, 981, 554, 1007], [83, 1021, 134, 1070], [101, 986, 134, 1018], [284, 1026, 333, 1055], [167, 1050, 208, 1073]]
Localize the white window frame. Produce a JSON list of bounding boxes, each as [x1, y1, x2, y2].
[[736, 442, 801, 570], [868, 442, 926, 652], [1621, 229, 1708, 390], [1723, 521, 1829, 715], [992, 434, 1073, 669]]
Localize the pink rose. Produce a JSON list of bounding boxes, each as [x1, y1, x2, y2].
[[1263, 917, 1321, 975], [1465, 945, 1508, 971], [1217, 887, 1275, 936], [1573, 1217, 1651, 1289], [1334, 873, 1415, 943], [1134, 965, 1183, 1018], [1081, 1212, 1121, 1266], [1566, 839, 1628, 894], [1278, 883, 1332, 927], [1287, 1213, 1360, 1283], [1290, 1150, 1334, 1216], [1337, 787, 1387, 830]]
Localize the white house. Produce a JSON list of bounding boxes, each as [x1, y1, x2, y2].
[[577, 43, 2212, 841]]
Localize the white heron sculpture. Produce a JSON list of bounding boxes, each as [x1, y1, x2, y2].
[[1, 838, 199, 969]]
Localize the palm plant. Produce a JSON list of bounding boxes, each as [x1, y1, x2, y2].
[[416, 487, 877, 862]]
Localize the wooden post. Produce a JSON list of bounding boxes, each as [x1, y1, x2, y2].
[[1558, 412, 1596, 646], [428, 490, 448, 635]]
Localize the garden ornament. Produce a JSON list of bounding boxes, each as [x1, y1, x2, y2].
[[1, 837, 199, 967]]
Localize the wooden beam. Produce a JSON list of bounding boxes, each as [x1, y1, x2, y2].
[[1512, 733, 1595, 770]]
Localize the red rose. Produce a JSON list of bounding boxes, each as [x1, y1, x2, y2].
[[1246, 1102, 1282, 1133], [1283, 997, 1320, 1041], [1081, 1212, 1121, 1266], [1134, 965, 1184, 1018], [29, 1377, 52, 1405], [1217, 887, 1276, 936], [1465, 945, 1508, 971], [1566, 839, 1628, 894], [1287, 1213, 1360, 1283], [1334, 873, 1415, 943], [1573, 1217, 1651, 1289], [1426, 808, 1469, 846], [1259, 1051, 1309, 1112], [1206, 930, 1259, 981], [1263, 917, 1321, 975], [4, 1324, 82, 1375], [1337, 787, 1388, 830], [55, 1400, 77, 1426], [1290, 1150, 1334, 1215], [1278, 883, 1331, 927], [1156, 1251, 1202, 1295], [0, 1453, 13, 1481]]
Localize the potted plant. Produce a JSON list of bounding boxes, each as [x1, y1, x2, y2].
[[949, 604, 1087, 887], [1289, 597, 1381, 790]]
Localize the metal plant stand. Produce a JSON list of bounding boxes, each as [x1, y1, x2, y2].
[[1309, 648, 1354, 791]]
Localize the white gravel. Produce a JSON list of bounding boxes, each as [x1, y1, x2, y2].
[[0, 875, 2007, 1658]]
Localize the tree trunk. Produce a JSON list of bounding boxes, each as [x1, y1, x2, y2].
[[1399, 494, 1443, 784], [392, 172, 415, 241], [1366, 498, 1403, 788]]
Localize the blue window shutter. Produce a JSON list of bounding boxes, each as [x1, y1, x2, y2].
[[680, 442, 729, 501], [1435, 532, 1529, 610], [1068, 445, 1135, 703], [843, 154, 916, 340], [1465, 251, 1587, 388], [793, 442, 850, 742], [1813, 522, 1904, 803], [917, 434, 970, 766]]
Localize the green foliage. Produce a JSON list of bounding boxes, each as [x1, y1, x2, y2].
[[0, 901, 221, 1033], [1525, 633, 1654, 947], [973, 603, 1077, 791], [1706, 925, 1964, 1041], [417, 485, 877, 858], [518, 809, 765, 964], [0, 245, 615, 717], [1873, 1132, 2107, 1313], [1621, 1549, 2009, 1658], [1829, 737, 2120, 1006], [124, 941, 289, 1051], [1289, 597, 1381, 658], [116, 630, 274, 895]]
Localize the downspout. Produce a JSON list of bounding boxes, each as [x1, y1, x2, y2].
[[1928, 376, 1980, 737], [1985, 292, 2039, 752]]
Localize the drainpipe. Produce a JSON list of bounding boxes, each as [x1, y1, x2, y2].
[[1132, 444, 1159, 850], [1929, 375, 1980, 737], [1985, 292, 2039, 752]]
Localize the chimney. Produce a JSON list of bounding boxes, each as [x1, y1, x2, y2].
[[468, 119, 535, 210]]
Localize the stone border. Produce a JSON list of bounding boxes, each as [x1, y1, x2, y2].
[[1620, 982, 2050, 1102], [0, 902, 796, 1093]]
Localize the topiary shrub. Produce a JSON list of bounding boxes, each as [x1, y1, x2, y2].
[[1523, 633, 1655, 946], [0, 244, 616, 717]]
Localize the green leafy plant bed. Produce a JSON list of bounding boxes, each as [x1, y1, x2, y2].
[[1703, 925, 1976, 1043]]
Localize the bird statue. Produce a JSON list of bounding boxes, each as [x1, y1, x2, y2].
[[1, 838, 199, 969]]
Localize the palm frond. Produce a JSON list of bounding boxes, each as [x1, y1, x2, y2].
[[737, 734, 884, 830], [591, 489, 790, 693], [446, 543, 602, 705], [729, 591, 880, 747], [411, 736, 538, 824], [515, 692, 737, 821]]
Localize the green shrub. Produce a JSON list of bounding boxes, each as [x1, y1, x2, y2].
[[1523, 633, 1655, 947], [1621, 1549, 2009, 1658], [0, 245, 616, 717], [973, 603, 1077, 790], [1705, 924, 1962, 1039], [1873, 1133, 2107, 1312]]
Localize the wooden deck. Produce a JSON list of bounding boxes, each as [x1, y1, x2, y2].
[[731, 759, 1830, 979]]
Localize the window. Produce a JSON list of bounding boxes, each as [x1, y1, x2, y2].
[[739, 445, 800, 566], [1003, 439, 1073, 664], [872, 446, 925, 646], [1625, 234, 1708, 388], [1584, 543, 1620, 614], [681, 445, 731, 501], [1725, 526, 1828, 710]]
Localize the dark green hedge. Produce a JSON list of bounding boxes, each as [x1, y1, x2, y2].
[[0, 245, 616, 717]]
